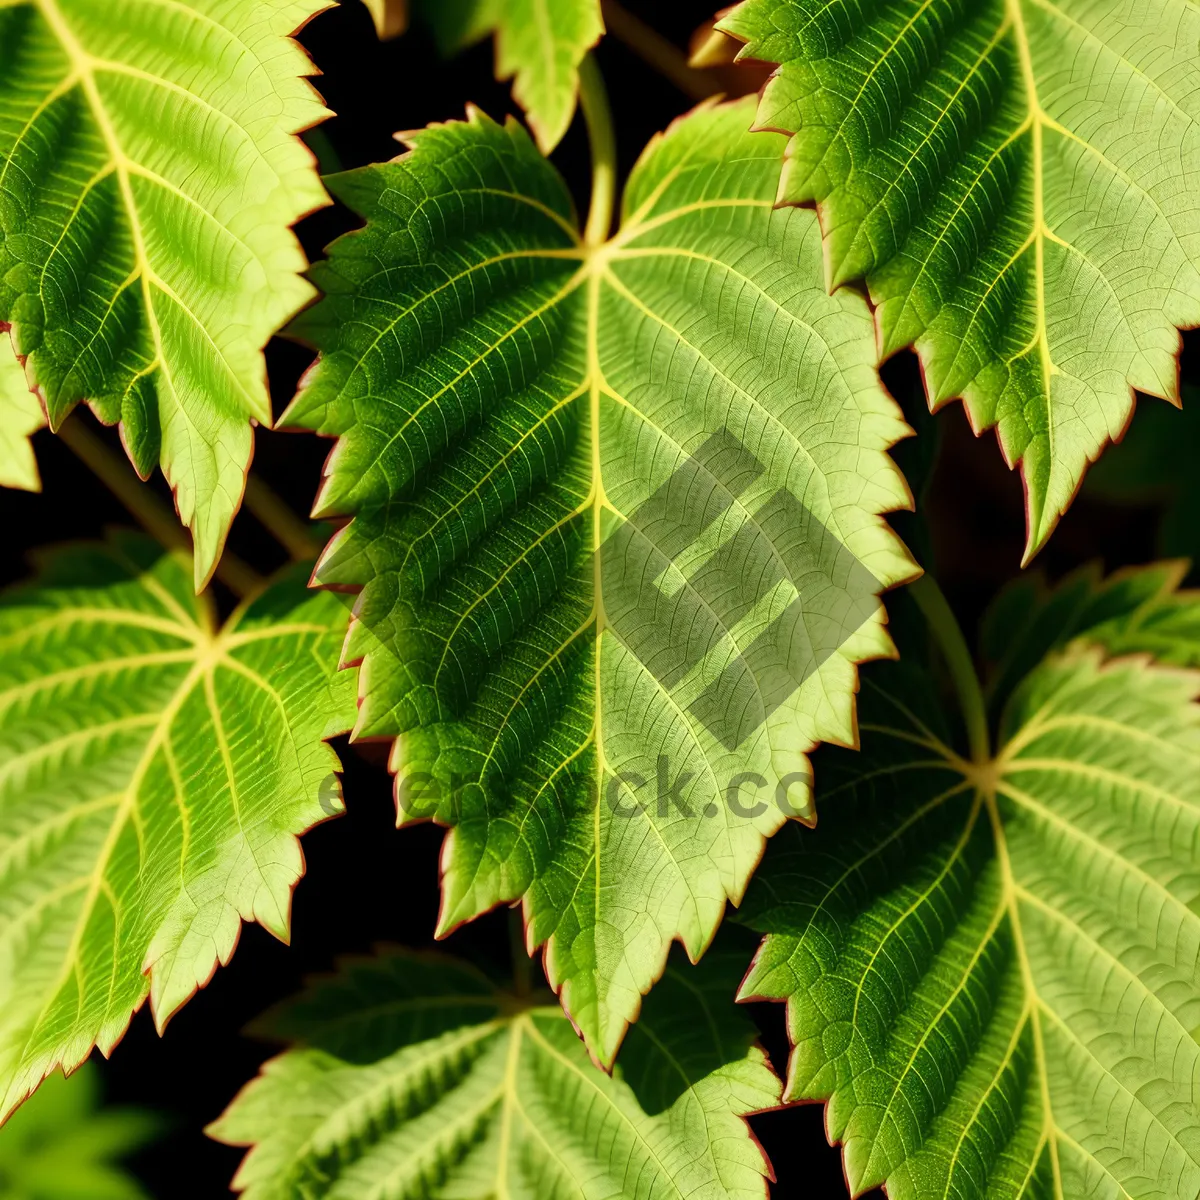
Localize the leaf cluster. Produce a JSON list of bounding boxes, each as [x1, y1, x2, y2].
[[2, 1, 1200, 1197]]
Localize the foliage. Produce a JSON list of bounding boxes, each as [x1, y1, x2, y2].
[[411, 0, 604, 152], [0, 2, 1197, 1196], [283, 95, 913, 1066], [0, 346, 41, 492], [716, 0, 1200, 560], [0, 0, 328, 587], [0, 1064, 157, 1200], [739, 572, 1200, 1198], [1085, 387, 1200, 563], [210, 937, 779, 1199], [0, 534, 354, 1120]]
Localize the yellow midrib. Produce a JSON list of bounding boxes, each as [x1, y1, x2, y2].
[[1006, 0, 1059, 497], [31, 0, 265, 421], [1, 611, 315, 1099]]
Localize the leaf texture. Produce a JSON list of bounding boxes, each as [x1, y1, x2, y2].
[[210, 942, 781, 1199], [0, 533, 354, 1120], [416, 0, 603, 152], [284, 97, 915, 1065], [718, 0, 1200, 558], [0, 1062, 159, 1200], [0, 0, 329, 588], [0, 338, 42, 490], [739, 575, 1200, 1199]]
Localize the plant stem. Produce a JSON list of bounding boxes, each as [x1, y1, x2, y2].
[[578, 54, 617, 247], [600, 0, 720, 102], [58, 413, 265, 599], [509, 906, 531, 999], [243, 475, 322, 562], [908, 573, 990, 765]]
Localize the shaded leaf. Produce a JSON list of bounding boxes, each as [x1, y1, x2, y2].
[[718, 0, 1200, 559], [1085, 385, 1200, 565], [0, 533, 354, 1120], [0, 1063, 158, 1200], [211, 941, 780, 1199], [0, 340, 42, 491], [739, 570, 1200, 1198], [284, 98, 915, 1065], [0, 0, 329, 588]]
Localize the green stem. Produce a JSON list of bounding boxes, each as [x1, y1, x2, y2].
[[243, 475, 322, 562], [909, 573, 990, 764], [599, 0, 720, 102], [59, 413, 265, 599], [578, 54, 617, 247]]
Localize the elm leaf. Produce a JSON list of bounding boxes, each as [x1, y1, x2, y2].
[[0, 340, 42, 491], [0, 533, 354, 1121], [718, 0, 1200, 559], [739, 572, 1200, 1198], [0, 0, 329, 588], [210, 942, 780, 1200], [284, 97, 915, 1065]]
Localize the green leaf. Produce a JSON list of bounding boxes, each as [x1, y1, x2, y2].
[[0, 1063, 159, 1200], [717, 0, 1200, 560], [1085, 386, 1200, 565], [283, 97, 915, 1065], [982, 560, 1200, 719], [0, 533, 355, 1121], [413, 0, 603, 152], [209, 940, 780, 1199], [0, 0, 329, 589], [739, 572, 1200, 1198], [0, 339, 42, 491]]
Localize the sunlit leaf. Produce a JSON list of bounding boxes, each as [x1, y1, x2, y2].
[[414, 0, 603, 152], [0, 0, 329, 588], [0, 533, 354, 1120], [210, 939, 780, 1199], [740, 572, 1200, 1198], [284, 97, 915, 1065], [718, 0, 1200, 559], [0, 340, 42, 491]]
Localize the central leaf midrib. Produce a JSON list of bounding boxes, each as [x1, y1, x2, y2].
[[32, 0, 261, 416]]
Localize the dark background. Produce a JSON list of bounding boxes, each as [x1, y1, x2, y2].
[[0, 1, 1187, 1195]]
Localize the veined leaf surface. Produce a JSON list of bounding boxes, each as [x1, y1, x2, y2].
[[0, 533, 354, 1120], [210, 942, 780, 1199], [0, 339, 42, 491], [717, 0, 1200, 558], [740, 575, 1200, 1198], [0, 0, 329, 588], [285, 97, 915, 1065], [416, 0, 603, 152]]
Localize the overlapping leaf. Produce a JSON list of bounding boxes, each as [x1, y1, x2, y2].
[[0, 1063, 159, 1200], [0, 0, 328, 587], [739, 574, 1200, 1198], [284, 97, 915, 1065], [414, 0, 603, 151], [717, 0, 1200, 558], [0, 340, 42, 490], [211, 941, 780, 1199], [0, 533, 354, 1121], [1086, 385, 1200, 565]]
